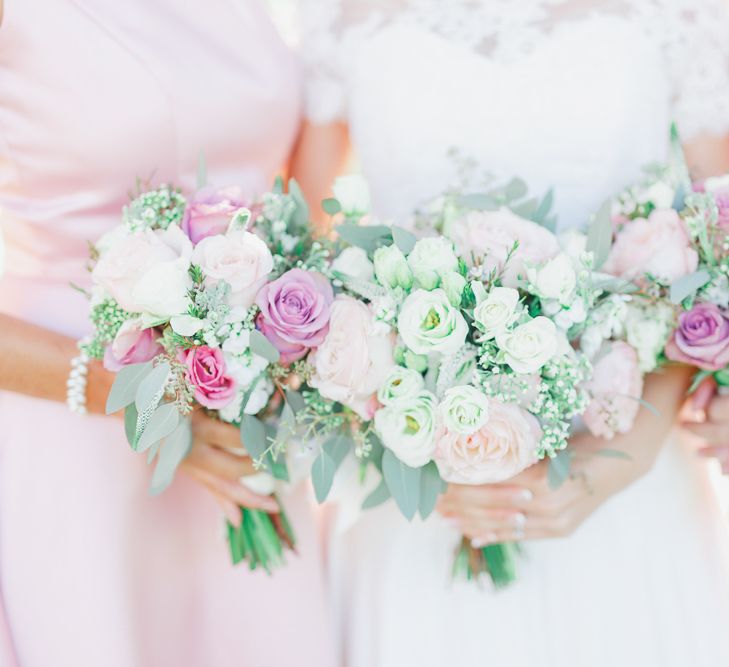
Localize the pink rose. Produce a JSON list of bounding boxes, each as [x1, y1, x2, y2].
[[103, 319, 163, 371], [665, 303, 729, 371], [603, 209, 698, 283], [446, 208, 560, 287], [309, 295, 396, 419], [583, 341, 643, 440], [434, 399, 541, 484], [182, 187, 249, 244], [180, 345, 237, 409], [256, 269, 334, 364]]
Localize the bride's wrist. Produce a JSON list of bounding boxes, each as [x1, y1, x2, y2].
[[85, 360, 117, 416]]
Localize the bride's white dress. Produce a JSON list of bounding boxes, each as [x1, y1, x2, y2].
[[301, 2, 729, 665]]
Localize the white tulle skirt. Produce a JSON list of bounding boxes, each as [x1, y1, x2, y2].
[[328, 432, 729, 667]]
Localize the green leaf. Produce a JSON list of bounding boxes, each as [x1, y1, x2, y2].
[[458, 193, 498, 211], [362, 478, 391, 510], [136, 403, 180, 453], [532, 188, 554, 225], [586, 199, 613, 269], [134, 361, 170, 413], [595, 448, 632, 460], [322, 198, 341, 215], [196, 151, 207, 189], [285, 389, 306, 414], [272, 175, 284, 194], [336, 223, 393, 253], [241, 414, 268, 461], [322, 434, 352, 466], [547, 449, 574, 490], [146, 438, 161, 464], [510, 197, 538, 220], [715, 369, 729, 387], [689, 369, 714, 394], [106, 361, 153, 414], [367, 432, 385, 469], [150, 418, 192, 495], [124, 403, 138, 446], [381, 449, 421, 520], [311, 449, 337, 503], [249, 329, 281, 363], [419, 461, 447, 519], [669, 270, 711, 304], [288, 179, 309, 226], [391, 225, 417, 254], [505, 177, 528, 201]]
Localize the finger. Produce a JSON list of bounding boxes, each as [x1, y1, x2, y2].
[[441, 507, 526, 531], [186, 442, 257, 481], [193, 413, 245, 451], [682, 421, 729, 443], [211, 491, 242, 525], [470, 516, 570, 546], [184, 466, 279, 512], [458, 513, 527, 544], [439, 484, 534, 513], [691, 376, 717, 412], [707, 395, 729, 423]]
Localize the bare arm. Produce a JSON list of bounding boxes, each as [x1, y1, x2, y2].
[[684, 132, 729, 180]]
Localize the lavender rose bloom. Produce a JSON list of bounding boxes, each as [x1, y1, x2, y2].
[[181, 186, 248, 244], [665, 303, 729, 371], [256, 269, 334, 364]]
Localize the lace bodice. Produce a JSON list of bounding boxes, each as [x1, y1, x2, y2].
[[300, 0, 729, 231]]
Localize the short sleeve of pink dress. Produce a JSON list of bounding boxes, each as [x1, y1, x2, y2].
[[0, 3, 334, 666]]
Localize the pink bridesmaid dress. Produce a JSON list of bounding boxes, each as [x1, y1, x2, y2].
[[0, 2, 335, 666]]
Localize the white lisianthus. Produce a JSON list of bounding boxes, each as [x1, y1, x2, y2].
[[333, 174, 371, 214], [132, 257, 191, 320], [406, 237, 459, 290], [438, 385, 490, 435], [377, 367, 425, 405], [331, 246, 375, 281], [441, 271, 466, 307], [473, 287, 519, 339], [373, 244, 413, 290], [527, 253, 576, 305], [218, 376, 274, 422], [221, 328, 252, 355], [374, 390, 437, 467], [624, 302, 673, 372], [637, 181, 675, 209], [225, 352, 269, 387], [497, 316, 559, 374], [398, 288, 468, 355]]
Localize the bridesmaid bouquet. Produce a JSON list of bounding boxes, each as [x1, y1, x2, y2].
[[75, 176, 334, 573]]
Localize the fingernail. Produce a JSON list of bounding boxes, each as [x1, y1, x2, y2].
[[517, 489, 533, 502]]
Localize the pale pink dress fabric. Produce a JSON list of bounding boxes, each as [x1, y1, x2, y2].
[[0, 2, 335, 666]]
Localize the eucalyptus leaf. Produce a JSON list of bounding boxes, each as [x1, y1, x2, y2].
[[391, 225, 417, 254], [547, 449, 574, 490], [672, 183, 686, 211], [505, 177, 528, 201], [367, 432, 385, 469], [249, 329, 281, 363], [510, 197, 538, 220], [533, 188, 554, 224], [240, 372, 264, 416], [322, 198, 341, 215], [419, 462, 447, 519], [285, 389, 306, 414], [136, 403, 180, 453], [689, 369, 714, 394], [311, 449, 337, 503], [134, 362, 170, 413], [124, 403, 139, 447], [241, 414, 268, 462], [106, 361, 153, 414], [150, 418, 192, 495], [288, 178, 309, 226], [669, 270, 711, 304], [382, 449, 421, 520], [146, 438, 161, 464], [458, 193, 498, 211], [322, 434, 352, 466], [586, 199, 613, 269], [336, 223, 393, 253], [362, 479, 391, 510]]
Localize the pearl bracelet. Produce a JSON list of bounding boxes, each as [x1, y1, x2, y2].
[[67, 338, 91, 415]]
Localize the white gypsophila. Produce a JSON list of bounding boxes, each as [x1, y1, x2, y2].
[[333, 174, 371, 214], [473, 286, 519, 340], [624, 301, 674, 372], [222, 328, 252, 355], [331, 246, 375, 281], [398, 288, 468, 355], [374, 390, 437, 467], [377, 366, 425, 405], [370, 291, 401, 325], [581, 295, 629, 359], [702, 274, 729, 309], [496, 316, 559, 374], [225, 351, 269, 387], [438, 385, 490, 435], [373, 244, 413, 290], [526, 253, 577, 305], [407, 237, 459, 290], [219, 376, 274, 423]]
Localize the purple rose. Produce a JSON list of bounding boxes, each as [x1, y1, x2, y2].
[[180, 345, 237, 409], [103, 319, 163, 372], [181, 186, 249, 244], [256, 269, 334, 364], [665, 303, 729, 371]]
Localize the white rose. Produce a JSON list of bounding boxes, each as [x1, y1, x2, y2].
[[333, 174, 371, 214], [373, 244, 413, 290], [473, 287, 519, 339], [497, 316, 559, 374], [192, 230, 273, 308], [527, 253, 577, 304], [331, 246, 375, 281], [406, 237, 459, 290], [377, 367, 425, 405], [438, 385, 490, 435], [309, 295, 396, 419], [398, 288, 468, 355], [132, 257, 192, 320], [374, 390, 437, 467]]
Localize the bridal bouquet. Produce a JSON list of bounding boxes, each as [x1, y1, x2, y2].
[[75, 176, 333, 573]]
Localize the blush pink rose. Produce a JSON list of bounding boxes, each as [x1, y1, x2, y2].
[[665, 303, 729, 371], [256, 269, 334, 364], [180, 345, 237, 409], [445, 208, 560, 287], [434, 399, 541, 484], [103, 319, 163, 372], [583, 341, 643, 440], [603, 209, 698, 283], [309, 295, 396, 419], [182, 186, 249, 244]]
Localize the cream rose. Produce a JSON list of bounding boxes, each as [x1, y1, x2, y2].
[[132, 258, 192, 320], [309, 295, 396, 419], [406, 237, 459, 290], [434, 398, 540, 484], [374, 390, 437, 467], [473, 287, 520, 339], [497, 316, 558, 374], [438, 385, 490, 435], [398, 288, 468, 355]]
